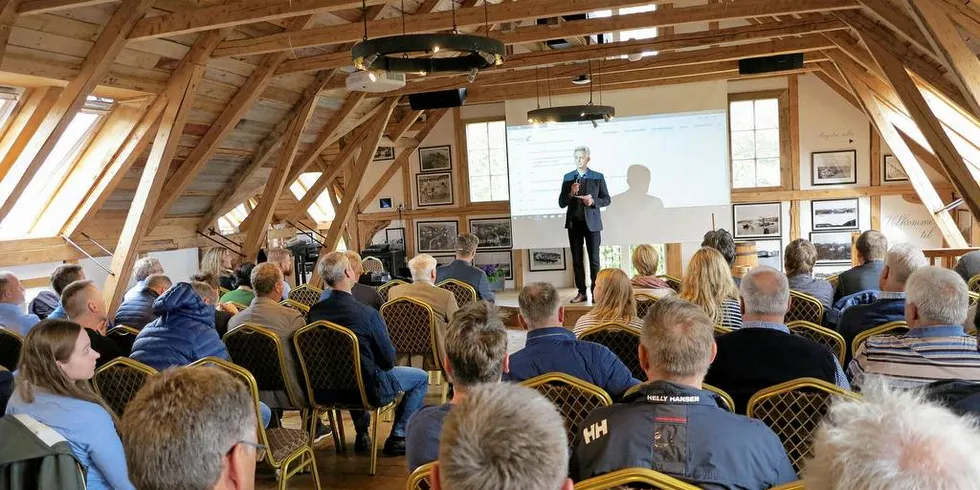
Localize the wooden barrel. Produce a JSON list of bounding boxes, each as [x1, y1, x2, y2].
[[733, 241, 758, 278]]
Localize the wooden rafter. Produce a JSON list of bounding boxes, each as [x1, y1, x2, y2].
[[858, 0, 934, 59], [286, 91, 369, 184], [17, 0, 113, 15], [0, 86, 61, 184], [907, 0, 980, 119], [0, 0, 19, 66]]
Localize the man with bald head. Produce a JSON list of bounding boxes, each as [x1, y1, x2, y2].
[[0, 271, 40, 334], [705, 266, 848, 413]]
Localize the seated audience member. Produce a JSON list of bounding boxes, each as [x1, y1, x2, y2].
[[114, 274, 172, 330], [784, 239, 834, 310], [120, 366, 259, 490], [503, 282, 639, 398], [705, 267, 849, 413], [45, 264, 85, 320], [317, 251, 385, 310], [436, 232, 495, 303], [5, 319, 135, 489], [805, 380, 980, 489], [267, 248, 294, 300], [0, 271, 40, 334], [307, 252, 428, 456], [28, 289, 60, 320], [679, 247, 743, 329], [431, 383, 572, 490], [123, 257, 164, 302], [571, 297, 796, 487], [629, 244, 673, 298], [190, 271, 237, 336], [131, 281, 229, 371], [850, 267, 980, 390], [834, 230, 887, 302], [955, 249, 980, 284], [62, 280, 121, 367], [838, 243, 927, 364], [573, 268, 643, 336], [389, 254, 459, 359], [219, 263, 256, 305], [200, 247, 235, 291], [701, 229, 739, 286], [0, 367, 11, 415], [406, 302, 508, 471]]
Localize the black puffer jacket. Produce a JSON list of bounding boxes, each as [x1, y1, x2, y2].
[[113, 288, 161, 330]]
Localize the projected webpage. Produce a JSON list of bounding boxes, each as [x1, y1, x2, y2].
[[507, 111, 732, 249]]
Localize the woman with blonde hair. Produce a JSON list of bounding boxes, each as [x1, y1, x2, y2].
[[631, 244, 674, 298], [200, 246, 234, 291], [680, 247, 742, 329], [5, 319, 135, 489], [573, 268, 643, 336]]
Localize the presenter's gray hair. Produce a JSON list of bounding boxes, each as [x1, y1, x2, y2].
[[438, 383, 568, 490], [884, 243, 928, 286], [906, 266, 969, 325], [804, 378, 980, 490], [573, 145, 590, 157], [317, 251, 350, 288], [740, 266, 790, 316]]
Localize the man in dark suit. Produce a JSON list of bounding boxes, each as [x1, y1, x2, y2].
[[834, 230, 888, 302], [436, 232, 494, 302], [558, 146, 611, 303]]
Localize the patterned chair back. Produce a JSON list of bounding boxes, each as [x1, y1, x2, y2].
[[280, 299, 310, 315], [702, 383, 736, 412], [106, 325, 139, 355], [575, 467, 701, 490], [293, 321, 371, 409], [825, 274, 839, 289], [851, 320, 909, 358], [520, 372, 612, 451], [288, 285, 323, 308], [362, 256, 385, 273], [579, 323, 643, 380], [92, 357, 157, 417], [786, 291, 824, 325], [747, 377, 860, 473], [223, 324, 303, 408], [971, 291, 980, 308], [377, 279, 408, 303], [634, 294, 658, 320], [406, 462, 434, 490], [0, 328, 23, 371], [436, 278, 477, 305], [381, 297, 440, 370], [969, 275, 980, 296], [787, 321, 846, 364], [658, 275, 682, 292]]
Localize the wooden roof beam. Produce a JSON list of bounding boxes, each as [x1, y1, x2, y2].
[[17, 0, 115, 15], [0, 0, 18, 66], [934, 0, 980, 40], [907, 0, 980, 119], [858, 0, 935, 58]]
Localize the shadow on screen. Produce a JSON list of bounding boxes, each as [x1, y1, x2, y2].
[[604, 165, 665, 240]]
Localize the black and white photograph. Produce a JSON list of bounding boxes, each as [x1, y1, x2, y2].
[[811, 198, 859, 231], [474, 251, 513, 280], [810, 231, 854, 264], [373, 145, 395, 162], [750, 239, 783, 271], [811, 150, 857, 186], [416, 172, 454, 207], [733, 202, 782, 239], [469, 217, 512, 250], [385, 227, 405, 250], [433, 255, 455, 267], [528, 248, 566, 272], [883, 154, 908, 183], [419, 145, 452, 172], [416, 220, 458, 253]]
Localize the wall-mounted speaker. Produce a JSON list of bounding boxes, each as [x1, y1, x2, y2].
[[409, 88, 467, 110], [738, 53, 804, 75]]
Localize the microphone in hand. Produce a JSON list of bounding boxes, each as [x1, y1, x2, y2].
[[570, 177, 581, 196]]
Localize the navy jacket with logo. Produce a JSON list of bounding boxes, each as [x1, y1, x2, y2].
[[570, 381, 797, 489]]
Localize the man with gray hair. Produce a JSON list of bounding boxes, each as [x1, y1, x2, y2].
[[389, 254, 459, 365], [559, 145, 611, 303], [406, 302, 508, 471], [120, 366, 260, 490], [307, 251, 429, 456], [431, 383, 573, 490], [705, 266, 848, 413], [436, 232, 495, 302], [834, 229, 888, 301], [115, 273, 172, 330], [805, 379, 980, 489], [124, 256, 165, 302], [850, 266, 980, 390], [317, 250, 384, 310], [0, 271, 39, 334], [571, 297, 796, 487], [838, 243, 928, 363]]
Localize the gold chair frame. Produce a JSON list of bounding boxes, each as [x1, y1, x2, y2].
[[190, 357, 321, 490], [361, 256, 386, 273], [279, 298, 311, 315], [634, 293, 658, 320], [770, 482, 805, 490], [222, 324, 306, 410], [579, 322, 643, 380], [381, 297, 447, 403], [293, 320, 397, 476], [520, 372, 613, 451], [220, 287, 231, 297], [229, 301, 249, 311], [969, 274, 980, 295], [406, 461, 435, 490], [786, 291, 825, 325], [851, 320, 909, 359], [575, 467, 700, 490], [436, 278, 477, 305], [377, 279, 408, 302], [91, 356, 157, 417], [288, 284, 323, 308], [825, 274, 839, 289], [0, 327, 24, 371], [658, 274, 682, 292], [787, 321, 846, 365], [714, 325, 733, 337], [970, 291, 980, 307], [623, 382, 735, 413]]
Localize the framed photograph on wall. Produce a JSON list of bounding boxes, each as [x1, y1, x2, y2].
[[528, 248, 566, 272], [739, 239, 782, 271], [811, 150, 857, 186], [416, 220, 458, 253], [474, 251, 513, 280], [385, 227, 405, 250], [810, 231, 854, 265], [732, 202, 781, 239], [373, 145, 395, 162], [416, 172, 454, 207], [419, 145, 452, 172], [469, 217, 512, 250], [811, 198, 859, 231], [883, 154, 908, 183], [433, 254, 455, 267]]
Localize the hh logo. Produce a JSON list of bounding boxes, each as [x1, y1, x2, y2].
[[583, 419, 608, 444]]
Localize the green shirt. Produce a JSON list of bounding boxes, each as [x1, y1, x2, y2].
[[220, 288, 255, 306]]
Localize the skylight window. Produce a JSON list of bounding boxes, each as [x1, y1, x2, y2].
[[289, 172, 336, 224], [588, 4, 659, 58], [217, 200, 256, 235], [0, 88, 20, 135]]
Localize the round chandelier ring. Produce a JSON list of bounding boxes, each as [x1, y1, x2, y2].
[[527, 105, 616, 124], [352, 33, 504, 74]]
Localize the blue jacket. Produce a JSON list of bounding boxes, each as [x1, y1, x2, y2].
[[130, 282, 228, 371], [559, 169, 611, 232], [570, 381, 797, 488], [837, 296, 906, 365], [113, 288, 160, 330], [503, 327, 640, 398], [436, 259, 495, 302]]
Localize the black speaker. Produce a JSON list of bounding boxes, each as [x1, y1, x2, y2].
[[409, 88, 467, 110], [738, 53, 804, 75]]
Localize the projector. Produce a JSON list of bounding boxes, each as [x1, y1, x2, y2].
[[345, 70, 406, 93]]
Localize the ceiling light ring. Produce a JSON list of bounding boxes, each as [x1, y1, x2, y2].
[[527, 105, 616, 124], [352, 33, 504, 74]]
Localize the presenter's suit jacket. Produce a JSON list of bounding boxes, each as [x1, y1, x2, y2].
[[559, 169, 611, 232]]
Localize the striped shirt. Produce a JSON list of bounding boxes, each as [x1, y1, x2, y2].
[[720, 297, 743, 329], [849, 325, 980, 390], [573, 313, 643, 337]]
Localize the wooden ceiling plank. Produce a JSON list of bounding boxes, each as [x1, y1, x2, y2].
[[17, 0, 114, 15], [934, 0, 980, 40], [907, 0, 980, 119], [858, 0, 934, 57], [0, 0, 19, 66], [286, 91, 368, 183]]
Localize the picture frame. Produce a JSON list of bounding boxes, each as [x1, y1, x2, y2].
[[379, 197, 393, 209], [474, 251, 513, 280], [811, 150, 857, 186], [732, 202, 782, 239], [416, 221, 458, 253], [416, 172, 454, 207], [528, 248, 567, 272], [469, 217, 512, 250], [419, 145, 452, 172], [385, 227, 405, 250], [739, 239, 783, 271], [882, 154, 908, 183], [811, 198, 859, 231], [373, 145, 395, 162], [433, 254, 455, 267], [810, 231, 854, 265]]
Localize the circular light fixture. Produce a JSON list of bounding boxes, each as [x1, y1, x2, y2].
[[527, 104, 615, 124], [571, 74, 591, 85], [352, 33, 504, 75]]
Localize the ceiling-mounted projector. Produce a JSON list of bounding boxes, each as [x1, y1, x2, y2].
[[346, 70, 406, 93]]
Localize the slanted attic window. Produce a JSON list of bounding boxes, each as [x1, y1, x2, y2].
[[289, 172, 336, 225], [0, 87, 21, 134], [217, 199, 257, 235]]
